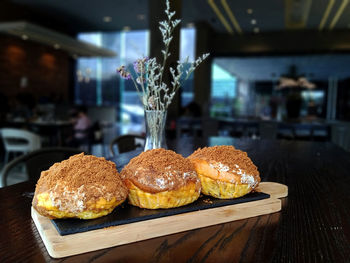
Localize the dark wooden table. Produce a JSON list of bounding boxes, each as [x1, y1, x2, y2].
[[1, 138, 350, 262]]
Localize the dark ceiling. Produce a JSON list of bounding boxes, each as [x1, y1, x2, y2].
[[5, 0, 350, 34]]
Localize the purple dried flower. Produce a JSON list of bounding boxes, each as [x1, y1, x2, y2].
[[117, 66, 131, 80], [133, 57, 149, 73]]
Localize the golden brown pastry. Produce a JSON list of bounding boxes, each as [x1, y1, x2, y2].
[[188, 145, 260, 199], [120, 148, 201, 209], [32, 153, 128, 219]]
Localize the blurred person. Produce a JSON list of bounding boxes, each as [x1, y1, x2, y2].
[[67, 105, 92, 147], [73, 105, 91, 139]]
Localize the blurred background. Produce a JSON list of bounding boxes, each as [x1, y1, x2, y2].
[[1, 0, 350, 186]]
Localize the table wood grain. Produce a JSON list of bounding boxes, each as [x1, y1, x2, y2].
[[1, 139, 350, 262]]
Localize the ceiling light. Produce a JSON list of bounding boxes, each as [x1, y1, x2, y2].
[[21, 34, 28, 40], [137, 14, 145, 20], [251, 19, 257, 25], [103, 16, 112, 23], [208, 0, 233, 34], [53, 43, 60, 49], [186, 22, 195, 28], [247, 9, 253, 14], [122, 26, 131, 32], [253, 27, 260, 33]]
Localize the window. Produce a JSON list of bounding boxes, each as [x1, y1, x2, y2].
[[180, 28, 196, 107], [75, 28, 197, 121], [211, 55, 350, 120], [210, 62, 237, 117], [75, 30, 148, 122]]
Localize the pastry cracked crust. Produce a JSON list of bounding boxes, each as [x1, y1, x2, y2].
[[188, 146, 260, 199], [32, 153, 128, 219], [120, 148, 201, 209]]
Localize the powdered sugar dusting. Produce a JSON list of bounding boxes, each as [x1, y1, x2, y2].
[[155, 177, 166, 188], [183, 172, 193, 178], [183, 171, 200, 184], [240, 173, 258, 188], [153, 170, 176, 190], [209, 162, 230, 172], [123, 148, 201, 193], [208, 162, 258, 187], [143, 169, 200, 191], [50, 184, 86, 213]]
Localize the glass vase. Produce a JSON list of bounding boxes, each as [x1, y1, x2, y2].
[[144, 110, 168, 151]]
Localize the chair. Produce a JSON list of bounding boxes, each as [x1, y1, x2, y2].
[[0, 147, 84, 187], [109, 134, 145, 156], [1, 128, 41, 163], [294, 123, 313, 141], [311, 124, 330, 142]]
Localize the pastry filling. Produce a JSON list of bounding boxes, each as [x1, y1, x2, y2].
[[36, 192, 123, 219]]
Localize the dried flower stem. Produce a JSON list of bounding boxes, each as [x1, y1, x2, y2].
[[117, 0, 209, 112]]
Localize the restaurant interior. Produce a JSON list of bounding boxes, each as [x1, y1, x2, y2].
[[1, 0, 350, 261], [1, 0, 349, 186]]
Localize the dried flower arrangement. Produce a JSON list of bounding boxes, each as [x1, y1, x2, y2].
[[117, 0, 209, 111]]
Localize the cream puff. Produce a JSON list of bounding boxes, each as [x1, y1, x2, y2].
[[32, 153, 128, 219], [120, 148, 201, 209], [188, 145, 260, 199]]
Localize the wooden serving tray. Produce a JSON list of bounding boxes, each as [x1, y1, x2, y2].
[[31, 182, 288, 258]]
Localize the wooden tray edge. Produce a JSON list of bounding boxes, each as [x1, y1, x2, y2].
[[257, 182, 288, 199], [31, 182, 288, 258], [32, 198, 281, 258]]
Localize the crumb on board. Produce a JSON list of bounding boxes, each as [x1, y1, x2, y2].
[[203, 199, 213, 204]]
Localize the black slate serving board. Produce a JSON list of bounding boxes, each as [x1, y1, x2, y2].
[[52, 192, 270, 236]]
